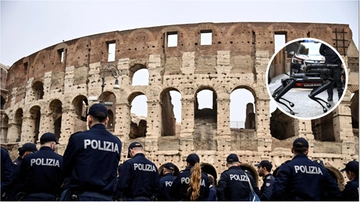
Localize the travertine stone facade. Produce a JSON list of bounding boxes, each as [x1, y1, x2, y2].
[[0, 22, 358, 187]]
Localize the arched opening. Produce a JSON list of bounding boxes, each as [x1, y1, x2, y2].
[[312, 112, 336, 141], [29, 106, 41, 143], [32, 81, 44, 100], [193, 88, 217, 150], [270, 108, 296, 140], [72, 95, 88, 132], [1, 95, 5, 110], [14, 108, 23, 142], [230, 88, 256, 129], [128, 93, 147, 139], [1, 113, 9, 143], [101, 92, 117, 131], [49, 100, 62, 141], [350, 91, 359, 136], [129, 64, 148, 86], [160, 88, 181, 136], [201, 163, 218, 185]]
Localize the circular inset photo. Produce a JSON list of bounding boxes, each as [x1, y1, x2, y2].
[[267, 38, 347, 119]]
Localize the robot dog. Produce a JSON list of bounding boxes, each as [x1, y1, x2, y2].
[[272, 63, 337, 115]]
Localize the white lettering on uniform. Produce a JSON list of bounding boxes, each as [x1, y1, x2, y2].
[[30, 158, 60, 167], [84, 139, 119, 153], [133, 163, 156, 172], [165, 181, 173, 187], [180, 177, 206, 187], [294, 165, 323, 175], [229, 174, 248, 181]]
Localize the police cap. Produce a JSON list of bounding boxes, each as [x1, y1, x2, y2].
[[18, 143, 38, 155], [255, 160, 273, 171], [163, 162, 175, 171], [340, 160, 359, 174], [292, 137, 309, 149], [186, 153, 200, 166], [88, 103, 108, 119], [127, 142, 143, 158], [226, 153, 240, 163], [40, 132, 59, 144]]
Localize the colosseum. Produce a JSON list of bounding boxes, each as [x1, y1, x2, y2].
[[1, 22, 358, 187]]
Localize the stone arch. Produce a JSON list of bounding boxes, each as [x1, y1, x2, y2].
[[0, 95, 5, 110], [102, 92, 117, 131], [13, 108, 23, 142], [1, 113, 9, 142], [201, 163, 218, 181], [128, 92, 148, 139], [304, 24, 333, 45], [270, 108, 297, 140], [132, 68, 149, 86], [350, 90, 359, 130], [28, 106, 41, 143], [129, 63, 148, 83], [266, 23, 297, 42], [312, 111, 337, 142], [230, 87, 256, 129], [49, 99, 62, 141], [158, 26, 189, 47], [32, 80, 44, 100], [188, 23, 224, 43], [160, 87, 181, 136], [127, 28, 156, 42], [240, 163, 259, 186], [72, 95, 89, 121]]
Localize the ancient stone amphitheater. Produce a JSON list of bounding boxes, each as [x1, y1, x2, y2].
[[1, 22, 358, 188]]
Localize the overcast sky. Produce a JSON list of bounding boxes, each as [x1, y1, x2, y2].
[[0, 0, 358, 124]]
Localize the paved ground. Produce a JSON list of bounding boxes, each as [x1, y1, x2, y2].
[[268, 73, 342, 119]]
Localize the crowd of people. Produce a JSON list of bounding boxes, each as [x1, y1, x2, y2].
[[1, 103, 359, 201]]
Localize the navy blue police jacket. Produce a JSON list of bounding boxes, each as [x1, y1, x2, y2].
[[19, 147, 63, 195], [158, 173, 176, 200], [259, 173, 275, 201], [116, 153, 160, 199], [169, 166, 210, 201], [1, 147, 14, 195], [341, 177, 359, 201], [319, 43, 342, 65], [6, 157, 25, 199], [272, 153, 341, 200], [63, 124, 122, 195], [216, 166, 260, 201]]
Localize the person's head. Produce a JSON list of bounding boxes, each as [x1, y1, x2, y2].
[[87, 103, 109, 127], [127, 142, 144, 158], [40, 132, 59, 151], [18, 143, 38, 158], [162, 162, 175, 175], [208, 174, 215, 186], [226, 153, 240, 167], [291, 137, 309, 155], [255, 160, 273, 177], [341, 160, 359, 181], [186, 153, 201, 200]]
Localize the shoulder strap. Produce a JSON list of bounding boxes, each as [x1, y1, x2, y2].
[[245, 173, 254, 191]]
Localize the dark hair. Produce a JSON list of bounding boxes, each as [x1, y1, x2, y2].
[[208, 174, 215, 185], [293, 146, 308, 154]]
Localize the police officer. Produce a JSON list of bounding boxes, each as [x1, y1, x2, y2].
[[254, 160, 275, 201], [340, 160, 359, 201], [207, 174, 217, 201], [158, 162, 176, 201], [216, 153, 259, 201], [170, 153, 210, 201], [19, 132, 63, 201], [272, 137, 341, 200], [116, 142, 160, 200], [319, 43, 344, 101], [7, 143, 38, 200], [63, 103, 122, 201], [1, 147, 14, 200]]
